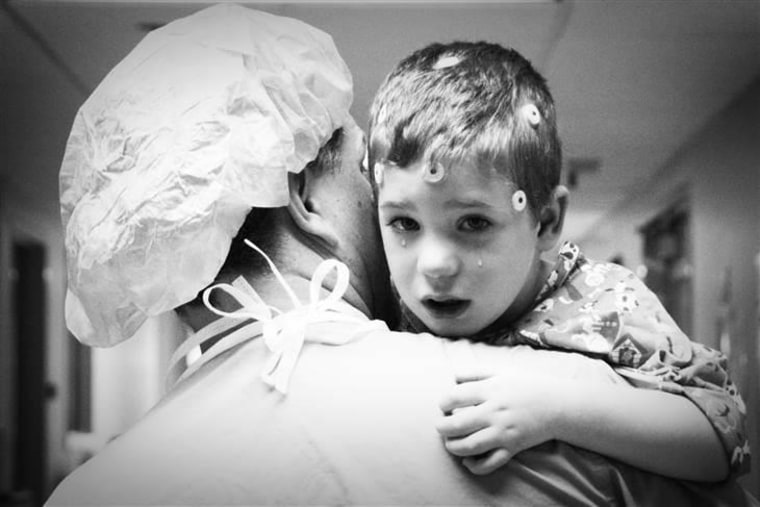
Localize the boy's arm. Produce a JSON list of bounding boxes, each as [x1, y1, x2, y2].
[[436, 373, 728, 481], [611, 334, 749, 478], [552, 378, 728, 481], [512, 259, 749, 478]]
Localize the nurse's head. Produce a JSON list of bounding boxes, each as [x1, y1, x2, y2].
[[368, 41, 568, 337], [59, 5, 391, 346]]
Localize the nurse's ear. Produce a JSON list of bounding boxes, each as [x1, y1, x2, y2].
[[536, 185, 569, 251], [286, 171, 340, 248]]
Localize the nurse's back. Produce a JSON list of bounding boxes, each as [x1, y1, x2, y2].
[[50, 328, 751, 506]]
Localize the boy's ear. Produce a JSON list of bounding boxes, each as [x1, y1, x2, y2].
[[286, 172, 339, 248], [536, 185, 569, 251]]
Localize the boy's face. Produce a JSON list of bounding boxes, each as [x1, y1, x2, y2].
[[377, 157, 544, 337]]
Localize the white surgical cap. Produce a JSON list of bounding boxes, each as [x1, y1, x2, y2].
[[60, 4, 353, 346]]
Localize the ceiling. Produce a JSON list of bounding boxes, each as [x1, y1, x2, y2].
[[2, 0, 759, 243]]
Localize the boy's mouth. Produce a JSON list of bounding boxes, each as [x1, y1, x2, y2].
[[421, 297, 470, 319]]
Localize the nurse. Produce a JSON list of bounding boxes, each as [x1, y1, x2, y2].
[[48, 4, 757, 506]]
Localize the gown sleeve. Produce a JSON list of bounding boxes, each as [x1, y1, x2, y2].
[[513, 258, 750, 478]]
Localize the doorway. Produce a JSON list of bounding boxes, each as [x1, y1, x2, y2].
[[10, 240, 48, 507], [640, 199, 693, 335]]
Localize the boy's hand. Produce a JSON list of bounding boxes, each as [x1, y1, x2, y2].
[[435, 372, 565, 475]]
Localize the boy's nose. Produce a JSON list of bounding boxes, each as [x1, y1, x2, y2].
[[417, 238, 460, 282]]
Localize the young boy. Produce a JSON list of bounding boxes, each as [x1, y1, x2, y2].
[[368, 41, 749, 481]]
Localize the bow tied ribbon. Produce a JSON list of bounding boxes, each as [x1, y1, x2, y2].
[[195, 240, 382, 393]]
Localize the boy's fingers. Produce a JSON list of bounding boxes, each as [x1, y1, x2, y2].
[[435, 406, 488, 437], [462, 448, 512, 475], [438, 382, 488, 413], [443, 428, 499, 457], [454, 369, 494, 384]]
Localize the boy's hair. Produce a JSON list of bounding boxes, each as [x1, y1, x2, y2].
[[368, 41, 561, 216]]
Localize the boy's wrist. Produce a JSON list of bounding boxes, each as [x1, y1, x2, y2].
[[546, 380, 584, 443]]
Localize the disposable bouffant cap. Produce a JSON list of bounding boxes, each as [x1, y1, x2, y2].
[[60, 4, 353, 346]]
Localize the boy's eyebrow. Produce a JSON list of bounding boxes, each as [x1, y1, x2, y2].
[[445, 197, 500, 209], [379, 199, 415, 210], [380, 197, 507, 211]]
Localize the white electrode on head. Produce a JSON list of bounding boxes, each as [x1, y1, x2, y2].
[[423, 162, 446, 183], [521, 103, 541, 128], [512, 190, 527, 212], [433, 55, 462, 70], [374, 162, 385, 186]]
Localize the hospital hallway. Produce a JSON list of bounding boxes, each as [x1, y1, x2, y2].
[[1, 1, 759, 504]]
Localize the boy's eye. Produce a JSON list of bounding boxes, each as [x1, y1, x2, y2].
[[459, 216, 492, 232], [388, 217, 419, 232]]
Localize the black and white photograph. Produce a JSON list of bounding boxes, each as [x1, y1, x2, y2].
[[1, 0, 759, 505]]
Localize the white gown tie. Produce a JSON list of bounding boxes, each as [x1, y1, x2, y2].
[[167, 240, 387, 394]]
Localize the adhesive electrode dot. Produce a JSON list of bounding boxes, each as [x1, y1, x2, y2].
[[423, 162, 445, 183], [512, 190, 527, 212], [522, 104, 541, 128], [433, 55, 461, 70]]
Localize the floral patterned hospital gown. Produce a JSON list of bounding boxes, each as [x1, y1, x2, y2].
[[399, 241, 750, 477]]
